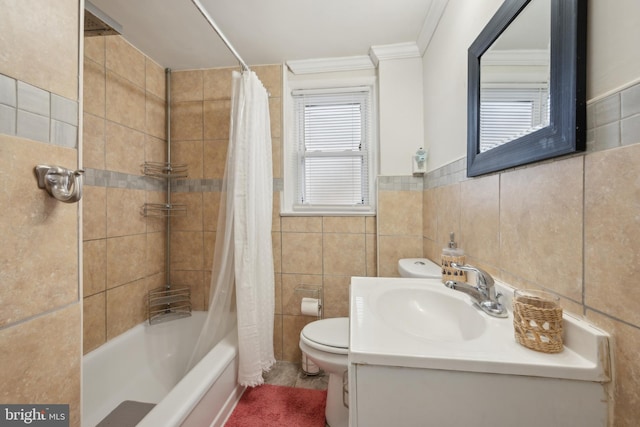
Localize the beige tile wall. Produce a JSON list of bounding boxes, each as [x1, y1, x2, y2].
[[168, 66, 239, 313], [169, 65, 377, 363], [377, 189, 423, 277], [277, 215, 377, 362], [82, 35, 167, 353], [0, 1, 81, 425], [167, 64, 286, 343], [0, 0, 79, 100], [422, 141, 640, 424]]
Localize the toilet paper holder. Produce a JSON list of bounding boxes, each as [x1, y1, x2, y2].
[[295, 285, 323, 319]]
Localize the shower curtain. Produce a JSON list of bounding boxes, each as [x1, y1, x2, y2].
[[187, 70, 275, 387]]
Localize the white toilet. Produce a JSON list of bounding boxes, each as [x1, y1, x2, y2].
[[299, 317, 350, 427], [299, 258, 440, 427], [397, 257, 443, 278]]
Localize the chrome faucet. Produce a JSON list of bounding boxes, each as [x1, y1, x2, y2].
[[444, 263, 508, 318]]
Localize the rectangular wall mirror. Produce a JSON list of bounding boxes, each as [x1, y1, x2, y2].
[[467, 0, 587, 177]]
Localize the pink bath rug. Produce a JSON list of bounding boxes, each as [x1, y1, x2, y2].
[[225, 384, 327, 427]]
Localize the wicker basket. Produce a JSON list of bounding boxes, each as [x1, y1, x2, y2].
[[441, 254, 466, 283], [513, 290, 563, 353]]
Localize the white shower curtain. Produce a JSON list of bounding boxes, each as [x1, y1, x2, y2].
[[186, 70, 275, 387]]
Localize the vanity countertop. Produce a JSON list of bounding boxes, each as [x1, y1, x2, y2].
[[349, 277, 610, 382]]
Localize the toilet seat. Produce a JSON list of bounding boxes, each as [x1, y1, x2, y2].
[[300, 317, 349, 355]]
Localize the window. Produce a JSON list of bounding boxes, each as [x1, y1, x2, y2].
[[283, 85, 376, 215]]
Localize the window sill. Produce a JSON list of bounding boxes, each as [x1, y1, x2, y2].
[[280, 206, 376, 217]]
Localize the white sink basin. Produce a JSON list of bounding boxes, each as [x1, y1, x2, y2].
[[372, 286, 486, 342], [350, 277, 611, 382]]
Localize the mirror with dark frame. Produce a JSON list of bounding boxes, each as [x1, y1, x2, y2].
[[467, 0, 587, 177]]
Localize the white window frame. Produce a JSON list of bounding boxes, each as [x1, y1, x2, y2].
[[282, 75, 378, 216]]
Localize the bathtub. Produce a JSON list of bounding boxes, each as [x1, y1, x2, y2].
[[83, 312, 243, 427]]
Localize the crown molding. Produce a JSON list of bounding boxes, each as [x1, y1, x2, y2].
[[368, 42, 421, 66], [286, 55, 375, 75], [286, 0, 449, 73], [417, 0, 449, 55]]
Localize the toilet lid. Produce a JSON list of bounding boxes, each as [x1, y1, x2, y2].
[[301, 317, 349, 349]]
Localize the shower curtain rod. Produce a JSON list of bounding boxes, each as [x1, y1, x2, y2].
[[190, 0, 250, 72]]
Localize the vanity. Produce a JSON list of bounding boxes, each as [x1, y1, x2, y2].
[[347, 277, 611, 427]]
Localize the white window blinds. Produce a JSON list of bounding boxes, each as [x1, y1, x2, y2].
[[292, 89, 371, 208], [479, 87, 549, 152]]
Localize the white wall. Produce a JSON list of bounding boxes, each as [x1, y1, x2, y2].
[[284, 55, 425, 178], [283, 0, 640, 178], [421, 0, 502, 172], [377, 56, 425, 176], [587, 0, 640, 100], [422, 0, 640, 170]]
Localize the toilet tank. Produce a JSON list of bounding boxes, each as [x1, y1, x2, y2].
[[397, 258, 441, 278]]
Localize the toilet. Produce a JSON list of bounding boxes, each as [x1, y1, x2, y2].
[[299, 317, 350, 427], [397, 257, 443, 279], [299, 258, 440, 427]]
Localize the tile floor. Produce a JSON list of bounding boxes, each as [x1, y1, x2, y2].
[[263, 361, 329, 390]]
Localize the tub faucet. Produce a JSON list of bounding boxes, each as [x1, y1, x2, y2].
[[444, 263, 508, 318]]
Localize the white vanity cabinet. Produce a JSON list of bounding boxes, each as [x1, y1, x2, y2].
[[348, 363, 608, 427], [348, 277, 612, 427]]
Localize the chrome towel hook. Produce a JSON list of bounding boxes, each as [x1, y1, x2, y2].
[[34, 164, 84, 203]]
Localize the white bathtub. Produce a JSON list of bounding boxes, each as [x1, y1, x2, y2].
[[83, 312, 243, 427]]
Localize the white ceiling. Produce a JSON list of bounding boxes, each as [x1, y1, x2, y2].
[[88, 0, 443, 70]]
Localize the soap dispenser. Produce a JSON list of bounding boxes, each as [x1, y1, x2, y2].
[[412, 147, 427, 175], [441, 232, 466, 283]]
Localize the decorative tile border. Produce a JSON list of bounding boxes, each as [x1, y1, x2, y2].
[[0, 73, 78, 148], [378, 175, 424, 191], [83, 173, 283, 193], [588, 81, 640, 151], [424, 157, 467, 189], [83, 168, 165, 192], [172, 179, 221, 193], [273, 178, 284, 192]]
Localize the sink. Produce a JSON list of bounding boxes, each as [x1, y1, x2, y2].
[[349, 276, 612, 427], [371, 285, 486, 342], [350, 276, 611, 381]]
